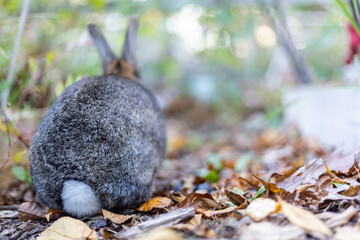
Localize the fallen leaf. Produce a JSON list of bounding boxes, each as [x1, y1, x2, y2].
[[325, 163, 349, 184], [137, 197, 174, 212], [136, 228, 183, 240], [170, 192, 185, 203], [177, 192, 223, 211], [280, 200, 332, 236], [252, 174, 284, 194], [246, 198, 279, 222], [334, 226, 360, 240], [325, 206, 358, 228], [278, 158, 326, 193], [189, 214, 202, 225], [225, 189, 249, 206], [37, 216, 97, 240], [239, 221, 305, 240], [325, 148, 360, 175], [17, 201, 47, 221], [341, 185, 360, 196], [173, 214, 216, 238], [102, 209, 134, 225]]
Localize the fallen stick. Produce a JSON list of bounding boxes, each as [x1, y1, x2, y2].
[[0, 205, 20, 210], [115, 207, 195, 239]]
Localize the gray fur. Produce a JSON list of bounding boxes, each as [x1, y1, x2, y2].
[[30, 76, 166, 211], [29, 18, 166, 214]]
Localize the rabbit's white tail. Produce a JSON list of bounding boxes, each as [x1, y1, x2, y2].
[[61, 180, 101, 218]]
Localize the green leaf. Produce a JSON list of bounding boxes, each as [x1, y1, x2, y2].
[[207, 154, 222, 170], [11, 166, 32, 186], [235, 151, 253, 172], [336, 0, 360, 37], [331, 181, 347, 188], [12, 150, 27, 162], [205, 170, 219, 183], [253, 186, 267, 200]]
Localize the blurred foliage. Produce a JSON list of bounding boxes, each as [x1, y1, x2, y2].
[[0, 0, 351, 116]]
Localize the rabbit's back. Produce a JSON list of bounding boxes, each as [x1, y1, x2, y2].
[[30, 75, 166, 212]]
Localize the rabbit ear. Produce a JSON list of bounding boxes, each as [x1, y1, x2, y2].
[[88, 23, 116, 74], [121, 16, 138, 73]]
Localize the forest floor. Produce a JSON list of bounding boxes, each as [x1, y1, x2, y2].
[[1, 96, 360, 240]]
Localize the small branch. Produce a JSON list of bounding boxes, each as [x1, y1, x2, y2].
[[115, 207, 195, 239], [1, 0, 31, 112], [270, 0, 313, 84], [0, 205, 20, 210]]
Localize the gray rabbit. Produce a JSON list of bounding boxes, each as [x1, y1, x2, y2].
[[29, 16, 166, 218]]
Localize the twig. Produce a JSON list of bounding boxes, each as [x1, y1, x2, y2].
[[1, 0, 31, 112], [0, 205, 20, 210], [115, 207, 195, 239], [270, 0, 313, 84]]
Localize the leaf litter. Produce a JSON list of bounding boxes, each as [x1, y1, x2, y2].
[[2, 108, 360, 239]]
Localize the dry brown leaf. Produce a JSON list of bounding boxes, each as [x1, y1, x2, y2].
[[100, 228, 118, 240], [102, 209, 134, 225], [334, 226, 360, 240], [246, 198, 279, 222], [271, 157, 305, 183], [252, 174, 284, 194], [280, 200, 332, 236], [189, 214, 202, 225], [341, 185, 360, 196], [325, 206, 358, 228], [136, 228, 183, 240], [137, 197, 174, 212], [37, 216, 97, 240], [278, 158, 326, 193], [325, 163, 349, 184], [224, 175, 248, 191], [225, 190, 249, 206], [17, 201, 47, 221], [325, 148, 360, 175], [170, 192, 185, 203], [177, 192, 223, 211]]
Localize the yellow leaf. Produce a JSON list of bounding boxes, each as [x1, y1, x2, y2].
[[102, 209, 134, 225], [246, 198, 279, 222], [46, 50, 55, 66], [280, 200, 332, 236], [37, 216, 98, 240], [137, 197, 173, 212], [12, 150, 27, 162], [252, 174, 284, 194]]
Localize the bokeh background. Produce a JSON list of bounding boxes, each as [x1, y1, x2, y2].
[[1, 0, 353, 113]]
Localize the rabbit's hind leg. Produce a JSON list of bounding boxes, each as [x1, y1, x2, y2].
[[61, 180, 102, 218]]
